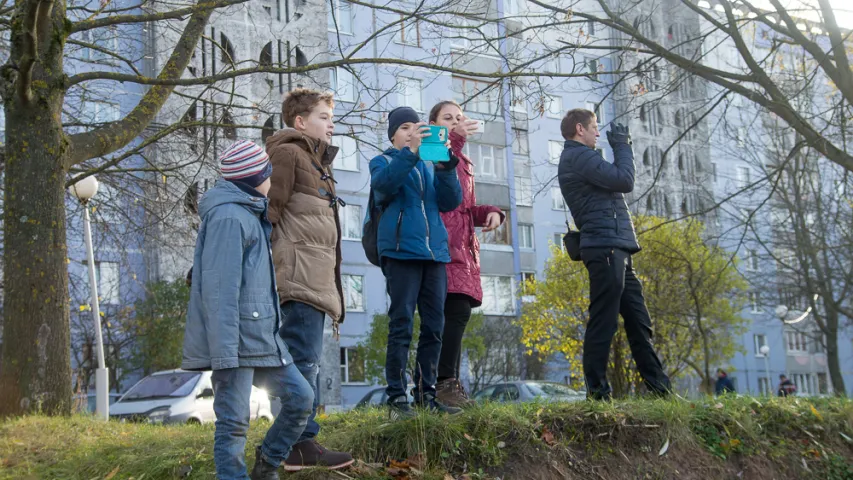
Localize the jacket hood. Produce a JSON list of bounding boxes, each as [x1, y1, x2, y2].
[[198, 180, 267, 219], [266, 128, 340, 166]]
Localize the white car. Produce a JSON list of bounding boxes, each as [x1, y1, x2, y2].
[[110, 369, 274, 424]]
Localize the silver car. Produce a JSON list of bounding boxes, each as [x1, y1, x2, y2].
[[110, 369, 274, 424], [472, 381, 585, 403]]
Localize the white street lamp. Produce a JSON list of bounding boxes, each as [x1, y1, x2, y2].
[[759, 345, 771, 396], [69, 175, 109, 421]]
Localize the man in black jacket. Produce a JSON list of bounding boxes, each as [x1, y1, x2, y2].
[[557, 108, 671, 400]]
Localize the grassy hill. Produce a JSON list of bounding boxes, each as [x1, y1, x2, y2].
[[2, 396, 853, 479]]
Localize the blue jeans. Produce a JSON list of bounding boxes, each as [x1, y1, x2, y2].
[[381, 258, 447, 401], [212, 365, 313, 480], [278, 301, 325, 443]]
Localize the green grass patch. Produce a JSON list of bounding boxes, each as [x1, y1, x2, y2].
[[3, 396, 853, 479]]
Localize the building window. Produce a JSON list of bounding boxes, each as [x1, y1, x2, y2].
[[397, 77, 423, 112], [84, 101, 121, 125], [331, 135, 359, 171], [545, 95, 562, 118], [220, 33, 236, 64], [786, 330, 808, 353], [94, 261, 120, 305], [330, 67, 355, 103], [453, 76, 500, 116], [792, 373, 811, 395], [520, 272, 536, 297], [736, 166, 750, 189], [758, 377, 771, 395], [551, 187, 567, 211], [464, 143, 505, 182], [711, 162, 718, 182], [518, 224, 534, 249], [817, 372, 829, 394], [552, 233, 564, 250], [340, 347, 365, 383], [339, 204, 362, 241], [813, 331, 825, 353], [515, 176, 533, 206], [749, 292, 761, 313], [259, 42, 273, 66], [342, 274, 364, 311], [585, 101, 604, 123], [477, 211, 511, 246], [477, 276, 515, 315], [744, 249, 759, 272], [328, 0, 353, 34], [510, 84, 526, 113], [399, 15, 421, 46], [754, 334, 767, 356], [587, 58, 600, 80], [512, 128, 529, 157], [261, 117, 276, 144], [548, 140, 563, 165]]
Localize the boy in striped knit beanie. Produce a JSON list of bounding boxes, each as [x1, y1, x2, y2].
[[183, 140, 316, 480]]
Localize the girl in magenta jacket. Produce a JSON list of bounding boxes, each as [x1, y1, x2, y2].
[[430, 101, 505, 406]]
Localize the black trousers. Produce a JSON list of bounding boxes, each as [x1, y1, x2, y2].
[[437, 293, 473, 381], [581, 247, 671, 399]]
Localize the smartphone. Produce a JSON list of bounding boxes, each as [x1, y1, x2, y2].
[[420, 125, 450, 162], [473, 119, 485, 134]]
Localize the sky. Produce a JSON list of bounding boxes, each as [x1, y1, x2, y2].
[[757, 0, 853, 28]]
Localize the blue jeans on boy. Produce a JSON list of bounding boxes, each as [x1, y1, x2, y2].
[[278, 300, 326, 443], [381, 258, 447, 401], [212, 365, 313, 480]]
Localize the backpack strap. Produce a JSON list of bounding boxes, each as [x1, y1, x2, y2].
[[371, 154, 393, 210]]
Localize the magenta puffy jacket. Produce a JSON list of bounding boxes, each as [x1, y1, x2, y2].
[[440, 131, 505, 307]]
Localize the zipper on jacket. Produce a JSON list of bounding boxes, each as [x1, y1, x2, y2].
[[612, 201, 619, 234], [413, 167, 434, 259], [395, 210, 403, 251]]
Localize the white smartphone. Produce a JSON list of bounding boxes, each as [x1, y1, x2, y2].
[[473, 119, 486, 134]]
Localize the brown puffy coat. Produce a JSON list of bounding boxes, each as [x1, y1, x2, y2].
[[265, 129, 345, 323]]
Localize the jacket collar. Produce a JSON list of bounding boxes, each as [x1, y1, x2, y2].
[[564, 139, 588, 149]]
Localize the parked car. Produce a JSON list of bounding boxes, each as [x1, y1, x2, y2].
[[109, 369, 274, 424], [354, 386, 415, 409], [472, 381, 585, 404], [72, 392, 123, 414]]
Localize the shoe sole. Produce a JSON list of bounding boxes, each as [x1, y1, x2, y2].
[[283, 458, 355, 472]]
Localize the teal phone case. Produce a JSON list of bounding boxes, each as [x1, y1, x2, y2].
[[420, 125, 450, 162]]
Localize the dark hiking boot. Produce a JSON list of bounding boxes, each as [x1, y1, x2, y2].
[[283, 439, 354, 472], [416, 393, 462, 415], [388, 394, 416, 420], [250, 446, 280, 480], [436, 378, 475, 408]]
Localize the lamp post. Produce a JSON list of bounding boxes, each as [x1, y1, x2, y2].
[[759, 345, 771, 396], [69, 175, 109, 420]]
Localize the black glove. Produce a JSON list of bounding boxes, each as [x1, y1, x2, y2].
[[606, 123, 632, 146], [439, 149, 460, 171]]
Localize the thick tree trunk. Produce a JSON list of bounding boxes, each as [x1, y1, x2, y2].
[[0, 100, 72, 416], [0, 0, 72, 416], [824, 313, 847, 396]]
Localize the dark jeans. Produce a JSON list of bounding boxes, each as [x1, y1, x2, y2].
[[438, 293, 473, 381], [278, 301, 325, 443], [581, 247, 671, 399], [212, 365, 313, 479], [381, 258, 447, 401]]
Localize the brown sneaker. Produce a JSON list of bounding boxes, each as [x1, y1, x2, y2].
[[435, 378, 476, 408], [283, 439, 354, 472]]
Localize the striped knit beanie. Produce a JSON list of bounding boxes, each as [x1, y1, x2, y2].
[[219, 140, 272, 188]]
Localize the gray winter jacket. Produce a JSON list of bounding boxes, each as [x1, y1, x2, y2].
[[557, 140, 641, 253], [182, 180, 291, 371]]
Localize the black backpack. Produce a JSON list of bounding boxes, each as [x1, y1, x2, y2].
[[362, 155, 391, 266]]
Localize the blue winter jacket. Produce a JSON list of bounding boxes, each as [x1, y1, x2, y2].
[[557, 140, 641, 253], [369, 147, 463, 263], [182, 180, 292, 371]]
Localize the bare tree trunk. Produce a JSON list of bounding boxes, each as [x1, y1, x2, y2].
[[0, 0, 73, 416], [824, 311, 847, 396], [0, 100, 72, 415]]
